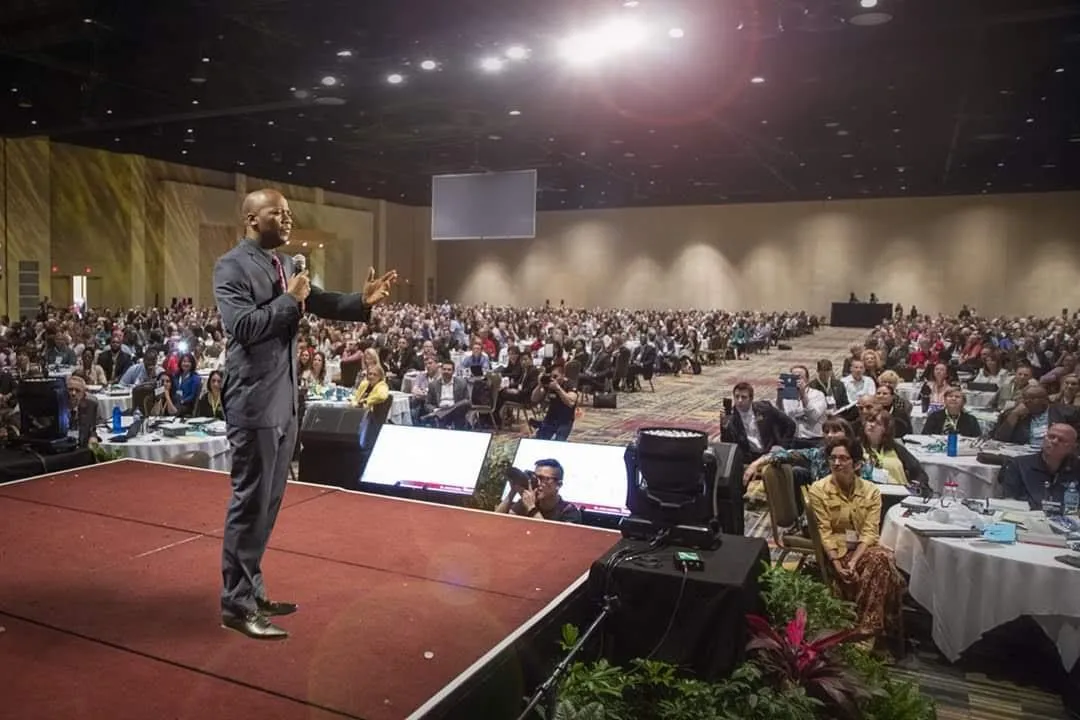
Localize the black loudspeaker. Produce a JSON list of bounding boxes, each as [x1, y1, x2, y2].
[[17, 377, 76, 453], [298, 405, 368, 490], [708, 442, 745, 536]]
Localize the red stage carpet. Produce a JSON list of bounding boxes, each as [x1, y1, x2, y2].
[[0, 459, 618, 720]]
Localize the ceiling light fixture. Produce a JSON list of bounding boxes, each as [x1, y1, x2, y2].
[[202, 57, 210, 63], [1055, 67, 1065, 73], [191, 99, 199, 105], [859, 0, 878, 8], [387, 73, 404, 85], [624, 0, 640, 6], [505, 45, 529, 60], [320, 75, 339, 86], [668, 28, 685, 38], [337, 49, 353, 58], [480, 57, 505, 72], [750, 76, 765, 84], [420, 59, 438, 70]]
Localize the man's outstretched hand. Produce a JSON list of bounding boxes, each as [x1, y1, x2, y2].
[[363, 268, 398, 305]]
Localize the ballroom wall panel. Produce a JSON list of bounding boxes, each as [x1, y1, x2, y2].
[[436, 192, 1080, 316]]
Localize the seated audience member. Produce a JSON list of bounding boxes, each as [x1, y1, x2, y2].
[[841, 359, 876, 402], [972, 351, 1008, 388], [495, 459, 583, 523], [173, 352, 202, 415], [1000, 423, 1080, 510], [1051, 374, 1080, 407], [65, 375, 99, 448], [303, 351, 330, 391], [806, 436, 906, 643], [625, 341, 657, 391], [810, 358, 848, 410], [496, 351, 539, 422], [74, 348, 107, 386], [193, 370, 225, 419], [921, 362, 952, 409], [120, 349, 160, 387], [719, 381, 796, 463], [873, 382, 911, 437], [1039, 353, 1078, 393], [860, 410, 929, 492], [841, 344, 864, 377], [530, 365, 578, 441], [352, 364, 390, 410], [424, 361, 471, 429], [993, 385, 1077, 446], [146, 371, 179, 416], [578, 339, 614, 393], [458, 340, 491, 376], [500, 345, 524, 385], [777, 364, 829, 447], [921, 387, 981, 437], [992, 362, 1036, 410], [385, 336, 417, 389], [98, 333, 133, 384], [744, 417, 854, 521]]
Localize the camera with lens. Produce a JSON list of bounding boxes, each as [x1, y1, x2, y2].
[[505, 466, 538, 493], [539, 374, 553, 386]]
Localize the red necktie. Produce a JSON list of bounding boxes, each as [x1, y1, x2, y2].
[[271, 255, 303, 312]]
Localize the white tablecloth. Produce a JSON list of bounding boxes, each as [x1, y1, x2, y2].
[[99, 431, 231, 470], [92, 391, 132, 418], [307, 391, 412, 426], [902, 435, 1027, 499], [881, 504, 1080, 668], [897, 383, 996, 409]]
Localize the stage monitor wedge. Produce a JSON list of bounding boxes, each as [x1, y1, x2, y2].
[[431, 169, 537, 240], [507, 438, 629, 517], [360, 425, 492, 497]]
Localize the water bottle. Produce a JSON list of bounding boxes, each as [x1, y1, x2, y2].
[[112, 406, 122, 433], [1064, 480, 1079, 516], [946, 433, 958, 457], [1044, 480, 1063, 516], [942, 479, 959, 504]]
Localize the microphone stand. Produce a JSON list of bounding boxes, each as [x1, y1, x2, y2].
[[515, 595, 618, 720]]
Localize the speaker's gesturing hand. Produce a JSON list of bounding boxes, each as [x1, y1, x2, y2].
[[287, 271, 311, 302]]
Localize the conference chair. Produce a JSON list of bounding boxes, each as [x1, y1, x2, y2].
[[760, 464, 815, 565], [130, 382, 157, 416]]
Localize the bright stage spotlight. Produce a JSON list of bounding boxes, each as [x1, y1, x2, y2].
[[505, 45, 529, 60], [557, 16, 649, 67], [480, 56, 505, 72]]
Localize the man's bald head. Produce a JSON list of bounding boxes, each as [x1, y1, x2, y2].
[[1043, 422, 1078, 464], [242, 189, 292, 248]]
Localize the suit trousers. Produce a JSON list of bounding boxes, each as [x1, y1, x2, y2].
[[220, 416, 297, 618]]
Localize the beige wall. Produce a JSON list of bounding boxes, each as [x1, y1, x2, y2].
[[0, 138, 427, 315], [437, 192, 1080, 317]]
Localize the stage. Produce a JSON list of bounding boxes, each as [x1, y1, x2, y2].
[[0, 459, 619, 720]]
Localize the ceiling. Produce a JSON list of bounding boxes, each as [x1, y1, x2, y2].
[[2, 0, 1080, 210]]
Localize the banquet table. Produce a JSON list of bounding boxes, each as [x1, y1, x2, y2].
[[307, 390, 413, 426], [98, 417, 232, 471], [908, 408, 998, 436], [90, 388, 132, 417], [881, 503, 1080, 669], [901, 434, 1031, 499]]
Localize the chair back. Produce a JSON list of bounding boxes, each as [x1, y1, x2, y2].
[[761, 464, 801, 544], [488, 372, 503, 403], [131, 382, 156, 416], [359, 397, 392, 451], [802, 488, 834, 585], [613, 348, 631, 387], [563, 360, 581, 386]]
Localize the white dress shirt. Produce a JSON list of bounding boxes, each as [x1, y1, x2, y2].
[[782, 387, 829, 439], [738, 407, 763, 452], [842, 374, 877, 402]]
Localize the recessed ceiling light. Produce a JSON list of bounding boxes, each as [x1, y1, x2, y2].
[[837, 129, 849, 136], [186, 128, 193, 133], [750, 76, 765, 84], [320, 75, 338, 86], [267, 120, 274, 126], [892, 127, 900, 133], [387, 73, 404, 85], [181, 149, 188, 155], [624, 0, 640, 6], [480, 57, 505, 72], [105, 109, 112, 115], [191, 100, 199, 105], [420, 59, 438, 71], [487, 134, 502, 140], [1056, 67, 1065, 73], [83, 17, 93, 23], [337, 49, 353, 58], [305, 155, 311, 160], [9, 87, 16, 93], [1026, 117, 1035, 123], [669, 28, 685, 38], [505, 45, 529, 60], [202, 57, 210, 63], [237, 161, 245, 166], [30, 120, 36, 126], [624, 152, 636, 158], [1043, 163, 1057, 168], [842, 153, 854, 158], [859, 0, 878, 7], [508, 109, 521, 116]]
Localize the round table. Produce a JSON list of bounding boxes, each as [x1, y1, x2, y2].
[[881, 504, 1080, 669], [901, 435, 1030, 499], [897, 383, 996, 409], [307, 391, 413, 426], [91, 390, 132, 418], [98, 419, 231, 471]]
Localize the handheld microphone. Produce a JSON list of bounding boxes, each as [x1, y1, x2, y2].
[[292, 254, 306, 274]]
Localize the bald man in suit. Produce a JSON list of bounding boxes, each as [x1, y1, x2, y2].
[[214, 188, 397, 639]]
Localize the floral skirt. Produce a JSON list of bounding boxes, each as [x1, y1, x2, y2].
[[836, 546, 906, 639]]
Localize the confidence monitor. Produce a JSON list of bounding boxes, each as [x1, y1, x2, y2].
[[431, 169, 537, 240], [504, 439, 629, 525], [360, 425, 492, 505]]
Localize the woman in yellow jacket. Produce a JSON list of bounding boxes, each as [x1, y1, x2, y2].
[[352, 363, 390, 409]]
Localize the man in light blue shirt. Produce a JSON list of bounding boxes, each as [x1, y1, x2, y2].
[[120, 349, 161, 387]]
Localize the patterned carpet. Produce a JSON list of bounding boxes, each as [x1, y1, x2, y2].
[[561, 326, 1074, 720]]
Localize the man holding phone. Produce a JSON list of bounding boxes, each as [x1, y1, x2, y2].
[[777, 365, 829, 448]]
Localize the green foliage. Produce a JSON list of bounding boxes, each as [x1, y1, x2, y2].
[[467, 434, 519, 510], [759, 562, 857, 634], [90, 443, 125, 462]]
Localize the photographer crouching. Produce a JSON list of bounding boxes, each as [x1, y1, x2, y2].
[[495, 460, 582, 523], [529, 365, 578, 441]]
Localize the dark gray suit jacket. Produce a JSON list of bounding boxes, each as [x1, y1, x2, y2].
[[213, 239, 370, 429], [425, 376, 470, 413]]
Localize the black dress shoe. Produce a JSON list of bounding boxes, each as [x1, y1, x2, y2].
[[221, 611, 288, 640], [256, 597, 298, 617]]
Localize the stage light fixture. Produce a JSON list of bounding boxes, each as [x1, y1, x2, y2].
[[480, 57, 505, 72], [420, 59, 438, 70], [321, 75, 339, 86], [387, 73, 404, 85], [505, 45, 529, 60]]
